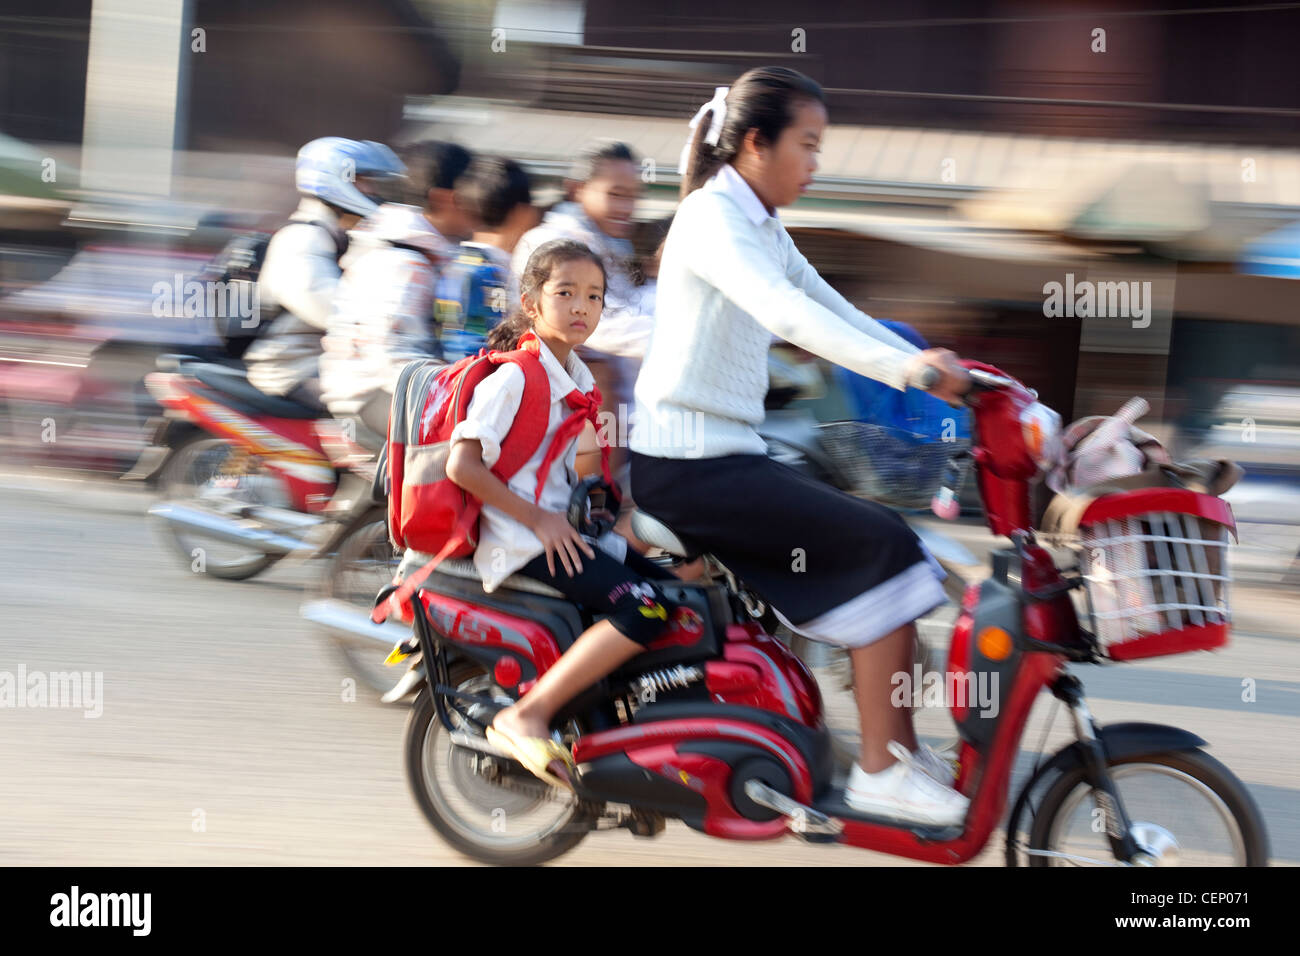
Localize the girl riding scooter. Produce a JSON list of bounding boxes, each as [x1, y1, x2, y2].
[[630, 67, 973, 826]]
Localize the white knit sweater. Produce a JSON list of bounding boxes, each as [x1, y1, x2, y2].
[[630, 163, 922, 459]]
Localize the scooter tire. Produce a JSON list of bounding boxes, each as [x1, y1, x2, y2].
[[405, 671, 596, 866], [1026, 748, 1270, 867]]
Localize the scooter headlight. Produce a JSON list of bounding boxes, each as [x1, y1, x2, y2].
[[1020, 402, 1063, 471]]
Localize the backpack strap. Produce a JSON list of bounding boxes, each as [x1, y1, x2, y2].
[[486, 347, 551, 480], [300, 218, 348, 259]]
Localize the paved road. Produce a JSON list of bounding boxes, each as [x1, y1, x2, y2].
[[1, 473, 1296, 866]]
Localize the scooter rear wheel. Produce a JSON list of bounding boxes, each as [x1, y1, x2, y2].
[[405, 665, 596, 866]]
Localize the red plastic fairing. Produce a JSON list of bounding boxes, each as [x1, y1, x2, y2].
[[725, 622, 763, 642], [624, 744, 790, 840], [1106, 621, 1229, 661], [1079, 488, 1236, 536], [837, 649, 1063, 864], [1023, 599, 1081, 649], [173, 387, 337, 512], [704, 662, 762, 695], [720, 635, 822, 725], [947, 610, 974, 723], [575, 717, 815, 839], [418, 592, 562, 675], [961, 360, 1038, 536]]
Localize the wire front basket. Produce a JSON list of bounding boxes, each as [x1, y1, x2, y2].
[[816, 421, 970, 510], [1070, 492, 1234, 660]]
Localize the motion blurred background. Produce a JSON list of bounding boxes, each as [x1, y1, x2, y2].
[[1, 1, 1298, 865], [4, 1, 1300, 521]]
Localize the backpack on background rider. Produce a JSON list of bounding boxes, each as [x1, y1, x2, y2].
[[433, 242, 511, 364], [200, 222, 346, 361]]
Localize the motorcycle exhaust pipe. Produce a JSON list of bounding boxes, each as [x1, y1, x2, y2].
[[299, 598, 412, 646], [149, 502, 307, 555]]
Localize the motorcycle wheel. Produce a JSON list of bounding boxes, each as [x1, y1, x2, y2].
[[155, 435, 284, 581], [405, 664, 596, 866], [1026, 749, 1269, 866], [318, 508, 402, 693]]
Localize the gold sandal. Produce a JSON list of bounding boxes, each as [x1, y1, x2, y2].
[[485, 725, 577, 791]]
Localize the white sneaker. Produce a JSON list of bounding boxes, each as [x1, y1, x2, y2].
[[844, 741, 969, 827], [913, 742, 958, 788]]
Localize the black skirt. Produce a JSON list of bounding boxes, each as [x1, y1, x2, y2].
[[630, 451, 945, 641]]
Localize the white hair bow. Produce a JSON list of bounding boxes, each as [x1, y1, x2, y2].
[[676, 86, 731, 175]]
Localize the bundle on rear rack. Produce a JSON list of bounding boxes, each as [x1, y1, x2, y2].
[[1065, 488, 1235, 661]]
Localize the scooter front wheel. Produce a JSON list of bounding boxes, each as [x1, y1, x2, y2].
[[405, 665, 596, 866], [1026, 749, 1269, 866]]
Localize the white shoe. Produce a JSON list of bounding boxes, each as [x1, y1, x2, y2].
[[844, 741, 969, 827], [913, 742, 958, 788]]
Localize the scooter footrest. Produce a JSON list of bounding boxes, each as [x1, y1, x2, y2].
[[812, 788, 965, 841]]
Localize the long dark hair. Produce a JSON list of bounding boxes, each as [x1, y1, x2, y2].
[[487, 239, 608, 351], [679, 67, 826, 199]]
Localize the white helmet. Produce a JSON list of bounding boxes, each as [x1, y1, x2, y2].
[[295, 137, 405, 216]]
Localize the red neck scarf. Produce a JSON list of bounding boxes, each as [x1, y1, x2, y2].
[[518, 331, 613, 503]]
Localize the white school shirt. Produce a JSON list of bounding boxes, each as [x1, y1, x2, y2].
[[630, 162, 923, 459], [449, 336, 627, 592]]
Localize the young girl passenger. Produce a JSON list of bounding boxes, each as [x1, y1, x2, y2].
[[444, 238, 682, 790]]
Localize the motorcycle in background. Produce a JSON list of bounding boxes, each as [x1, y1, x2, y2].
[[138, 354, 385, 581]]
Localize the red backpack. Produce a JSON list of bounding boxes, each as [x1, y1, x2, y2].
[[373, 332, 609, 623]]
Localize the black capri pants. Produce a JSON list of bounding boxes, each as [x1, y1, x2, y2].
[[515, 544, 679, 647]]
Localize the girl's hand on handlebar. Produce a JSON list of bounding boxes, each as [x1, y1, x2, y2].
[[909, 348, 972, 407], [531, 509, 596, 578]]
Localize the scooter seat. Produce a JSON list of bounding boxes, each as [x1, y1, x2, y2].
[[190, 364, 321, 420], [629, 510, 701, 560], [429, 556, 566, 599]]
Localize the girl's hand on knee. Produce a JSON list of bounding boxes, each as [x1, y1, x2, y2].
[[531, 510, 596, 577]]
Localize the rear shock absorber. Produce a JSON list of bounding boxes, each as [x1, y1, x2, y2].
[[632, 664, 703, 705]]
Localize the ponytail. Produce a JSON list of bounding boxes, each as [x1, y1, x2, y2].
[[486, 310, 532, 352], [678, 66, 826, 200], [679, 111, 727, 199]]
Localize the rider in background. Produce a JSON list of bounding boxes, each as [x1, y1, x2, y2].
[[244, 137, 405, 408], [433, 156, 537, 364], [509, 141, 654, 495], [319, 142, 476, 449]]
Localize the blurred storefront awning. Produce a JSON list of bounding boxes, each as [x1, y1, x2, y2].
[[408, 97, 1300, 214], [1238, 220, 1300, 278]]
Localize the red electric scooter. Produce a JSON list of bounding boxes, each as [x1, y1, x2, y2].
[[389, 363, 1269, 867]]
